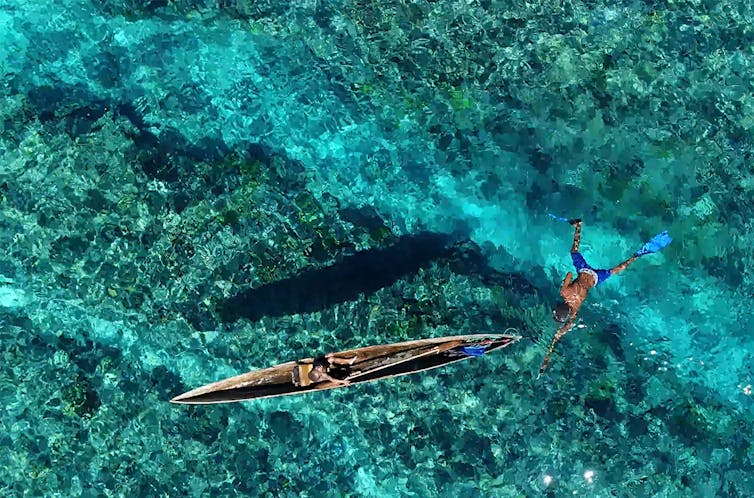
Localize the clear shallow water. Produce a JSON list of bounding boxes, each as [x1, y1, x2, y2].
[[0, 0, 753, 496]]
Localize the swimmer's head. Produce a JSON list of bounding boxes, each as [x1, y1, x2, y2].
[[552, 302, 571, 323]]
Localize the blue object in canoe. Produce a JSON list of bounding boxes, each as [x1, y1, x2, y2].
[[459, 345, 488, 357]]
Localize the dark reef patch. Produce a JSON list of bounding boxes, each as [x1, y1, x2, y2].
[[217, 230, 541, 324], [217, 231, 459, 322]]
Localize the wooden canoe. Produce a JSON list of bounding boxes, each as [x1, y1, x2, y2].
[[171, 332, 520, 404]]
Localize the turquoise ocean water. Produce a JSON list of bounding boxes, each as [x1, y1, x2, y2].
[[1, 0, 753, 496]]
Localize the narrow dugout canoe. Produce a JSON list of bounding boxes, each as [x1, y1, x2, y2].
[[171, 333, 520, 404]]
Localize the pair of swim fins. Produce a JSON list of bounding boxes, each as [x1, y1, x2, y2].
[[547, 213, 672, 256]]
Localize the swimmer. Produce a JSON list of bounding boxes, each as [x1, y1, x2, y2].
[[539, 217, 671, 374]]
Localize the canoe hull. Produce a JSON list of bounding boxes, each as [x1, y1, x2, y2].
[[171, 333, 520, 404]]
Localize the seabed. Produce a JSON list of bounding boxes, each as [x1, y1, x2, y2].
[[0, 0, 753, 496]]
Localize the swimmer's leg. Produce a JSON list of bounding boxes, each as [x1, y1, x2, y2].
[[326, 353, 358, 365], [570, 219, 583, 253], [610, 254, 639, 276]]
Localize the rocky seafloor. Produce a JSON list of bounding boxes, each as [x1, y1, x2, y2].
[[0, 0, 753, 496]]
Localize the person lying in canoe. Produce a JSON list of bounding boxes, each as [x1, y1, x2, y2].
[[539, 216, 672, 374], [297, 353, 358, 386]]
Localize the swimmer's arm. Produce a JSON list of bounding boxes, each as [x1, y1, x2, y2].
[[562, 299, 583, 331], [539, 318, 577, 375], [561, 317, 576, 334]]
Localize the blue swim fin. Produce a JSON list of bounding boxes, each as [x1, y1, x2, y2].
[[635, 230, 672, 257]]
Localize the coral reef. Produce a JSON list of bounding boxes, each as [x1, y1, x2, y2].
[[0, 0, 752, 496]]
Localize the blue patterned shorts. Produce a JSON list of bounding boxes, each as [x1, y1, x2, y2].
[[571, 252, 611, 285]]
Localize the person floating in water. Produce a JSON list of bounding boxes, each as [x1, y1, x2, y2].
[[539, 216, 672, 375]]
